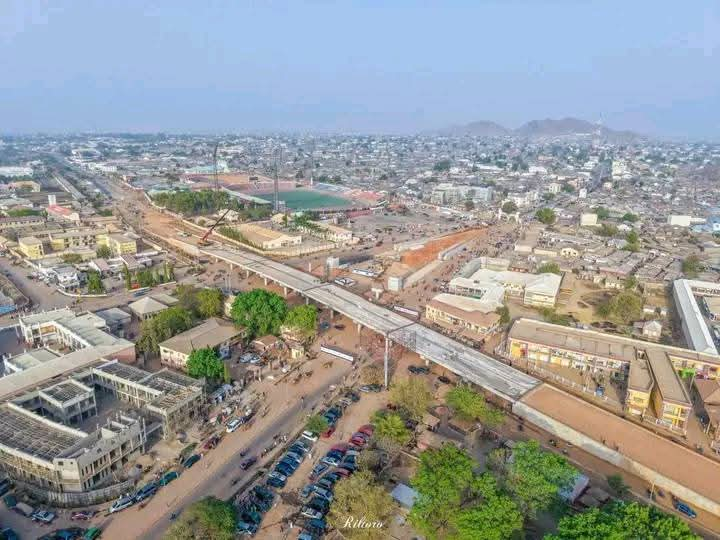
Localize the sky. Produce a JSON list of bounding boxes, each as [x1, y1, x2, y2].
[[1, 0, 719, 138]]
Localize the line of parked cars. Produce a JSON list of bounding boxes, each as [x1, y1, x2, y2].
[[108, 469, 179, 514], [297, 423, 375, 540]]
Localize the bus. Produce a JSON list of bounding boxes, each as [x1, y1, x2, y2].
[[320, 345, 355, 363], [393, 305, 420, 319]]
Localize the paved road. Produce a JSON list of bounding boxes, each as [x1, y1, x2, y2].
[[101, 363, 352, 540]]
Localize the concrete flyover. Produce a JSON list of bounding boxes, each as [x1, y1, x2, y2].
[[202, 247, 540, 402]]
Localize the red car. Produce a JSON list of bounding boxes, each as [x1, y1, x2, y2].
[[330, 443, 349, 453], [321, 426, 336, 438], [357, 425, 374, 437], [203, 435, 221, 450], [71, 511, 95, 521], [350, 435, 368, 447]]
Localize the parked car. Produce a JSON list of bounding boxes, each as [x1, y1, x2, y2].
[[344, 391, 360, 402], [300, 507, 324, 520], [134, 482, 158, 503], [31, 510, 56, 524], [321, 426, 336, 438], [236, 520, 258, 535], [83, 528, 102, 540], [240, 456, 258, 470], [437, 375, 452, 384], [109, 495, 135, 513], [71, 511, 95, 521], [674, 501, 697, 519], [1, 528, 19, 540], [203, 435, 221, 450], [159, 471, 179, 486], [251, 485, 275, 505], [302, 431, 319, 442], [357, 425, 374, 437], [408, 365, 430, 375], [183, 454, 201, 469], [226, 418, 243, 433], [266, 472, 287, 488], [309, 463, 330, 481], [359, 384, 382, 393]]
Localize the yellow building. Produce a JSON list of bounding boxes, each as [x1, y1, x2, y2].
[[104, 233, 137, 255], [18, 236, 44, 260], [237, 223, 302, 250], [646, 349, 692, 432], [425, 293, 501, 339], [49, 228, 98, 251], [626, 358, 653, 417]]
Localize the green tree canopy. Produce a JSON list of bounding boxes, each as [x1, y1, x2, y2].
[[501, 201, 518, 214], [96, 245, 113, 259], [231, 289, 287, 338], [410, 445, 482, 538], [547, 501, 698, 540], [682, 255, 702, 278], [446, 385, 504, 428], [449, 474, 524, 540], [137, 306, 194, 354], [283, 304, 318, 340], [537, 262, 561, 275], [186, 347, 224, 380], [433, 160, 452, 172], [535, 207, 557, 225], [597, 223, 618, 237], [196, 288, 224, 319], [389, 378, 434, 421], [86, 270, 105, 294], [502, 440, 577, 518], [496, 305, 510, 325], [306, 414, 329, 435], [164, 496, 236, 540], [595, 206, 611, 219], [595, 290, 643, 324], [372, 411, 412, 446], [62, 253, 83, 265], [622, 212, 639, 222], [327, 471, 395, 540]]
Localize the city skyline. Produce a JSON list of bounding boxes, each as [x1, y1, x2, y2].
[[1, 1, 719, 139]]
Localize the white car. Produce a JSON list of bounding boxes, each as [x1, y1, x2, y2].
[[109, 495, 135, 513], [301, 430, 318, 442], [300, 507, 323, 520], [226, 418, 242, 433]]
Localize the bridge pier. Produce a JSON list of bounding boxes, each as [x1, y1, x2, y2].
[[357, 323, 362, 335], [384, 335, 390, 389], [305, 297, 310, 305], [283, 286, 288, 297], [263, 277, 268, 286]]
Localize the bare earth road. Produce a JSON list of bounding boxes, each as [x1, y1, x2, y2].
[[100, 362, 353, 540]]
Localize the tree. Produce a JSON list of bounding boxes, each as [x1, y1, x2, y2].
[[62, 253, 83, 264], [535, 207, 557, 225], [433, 160, 451, 172], [361, 364, 384, 386], [606, 474, 629, 497], [501, 440, 576, 518], [622, 212, 639, 223], [164, 496, 236, 540], [595, 206, 610, 219], [597, 223, 618, 237], [231, 289, 287, 338], [137, 306, 193, 354], [196, 288, 224, 319], [306, 414, 329, 435], [596, 290, 643, 324], [96, 245, 113, 258], [496, 306, 510, 326], [547, 501, 698, 540], [624, 230, 640, 252], [372, 411, 412, 446], [327, 471, 395, 540], [283, 304, 317, 340], [175, 284, 200, 314], [86, 270, 105, 294], [682, 255, 702, 278], [446, 385, 504, 428], [186, 347, 224, 380], [501, 201, 517, 214], [121, 264, 132, 290], [409, 445, 479, 538], [449, 474, 523, 540], [624, 275, 638, 290], [389, 378, 433, 421], [537, 262, 561, 275], [464, 199, 475, 211]]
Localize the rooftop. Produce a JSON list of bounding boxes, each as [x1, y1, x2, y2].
[[5, 348, 61, 372], [646, 349, 692, 406], [128, 296, 169, 316], [0, 403, 86, 462], [159, 318, 243, 356], [673, 279, 718, 355], [40, 379, 93, 404]]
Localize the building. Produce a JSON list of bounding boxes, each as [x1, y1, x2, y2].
[[0, 215, 45, 231], [127, 297, 170, 320], [98, 233, 137, 256], [159, 318, 245, 371], [580, 213, 598, 227], [673, 279, 718, 355], [304, 221, 355, 245], [646, 349, 692, 432], [4, 348, 61, 375], [94, 308, 132, 338], [450, 268, 562, 307], [49, 228, 100, 251], [0, 166, 33, 177], [46, 205, 81, 224], [18, 236, 44, 259], [626, 358, 653, 417], [237, 223, 302, 250], [693, 378, 720, 447], [705, 297, 720, 321], [18, 309, 135, 363], [425, 294, 501, 340]]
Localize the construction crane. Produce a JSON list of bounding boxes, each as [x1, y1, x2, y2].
[[197, 141, 226, 247]]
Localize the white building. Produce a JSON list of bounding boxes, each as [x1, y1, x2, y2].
[[450, 268, 562, 308], [0, 166, 33, 178]]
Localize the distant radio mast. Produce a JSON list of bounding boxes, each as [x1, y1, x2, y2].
[[273, 147, 282, 212]]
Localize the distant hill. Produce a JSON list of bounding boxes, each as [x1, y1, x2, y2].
[[431, 117, 640, 140]]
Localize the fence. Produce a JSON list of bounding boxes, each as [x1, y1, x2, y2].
[[17, 478, 135, 507]]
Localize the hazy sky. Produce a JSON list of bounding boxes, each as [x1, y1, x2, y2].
[[1, 1, 719, 138]]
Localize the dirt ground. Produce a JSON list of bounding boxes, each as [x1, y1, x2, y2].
[[401, 228, 484, 268]]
